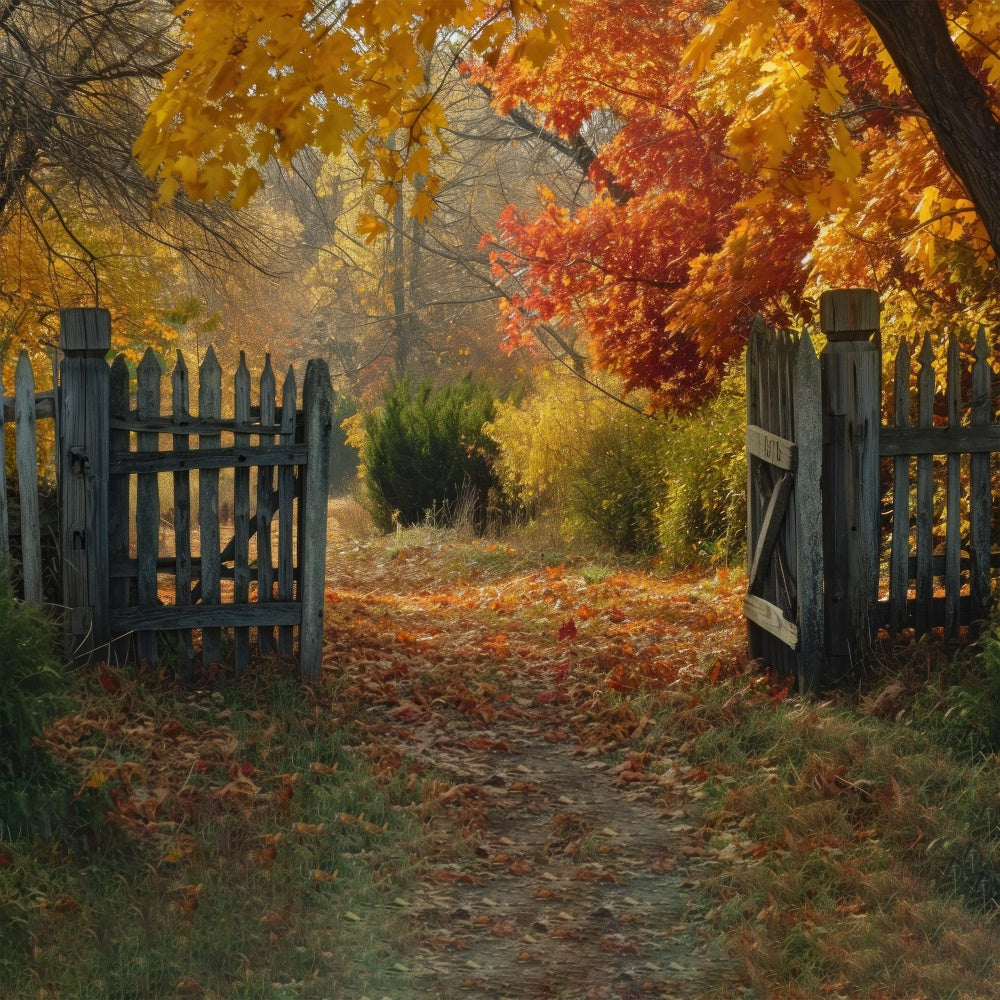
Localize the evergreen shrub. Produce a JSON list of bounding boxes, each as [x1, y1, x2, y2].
[[361, 375, 503, 531]]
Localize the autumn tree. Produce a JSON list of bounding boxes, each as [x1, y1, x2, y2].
[[136, 0, 1000, 408], [0, 0, 273, 365]]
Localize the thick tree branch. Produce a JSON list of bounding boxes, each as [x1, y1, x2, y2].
[[854, 0, 1000, 260]]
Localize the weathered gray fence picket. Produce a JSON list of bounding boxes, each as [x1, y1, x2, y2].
[[102, 331, 333, 679], [1, 351, 56, 604], [4, 308, 333, 680], [748, 287, 1000, 690], [744, 317, 823, 691], [879, 326, 999, 641]]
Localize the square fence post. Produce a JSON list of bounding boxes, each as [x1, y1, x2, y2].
[[819, 289, 881, 676], [59, 308, 111, 659]]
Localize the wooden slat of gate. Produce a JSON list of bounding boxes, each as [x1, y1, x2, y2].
[[915, 333, 935, 635], [970, 329, 992, 624], [233, 354, 251, 675], [199, 347, 223, 665], [136, 349, 161, 666], [278, 366, 296, 657], [257, 357, 277, 655], [945, 335, 961, 639], [889, 340, 910, 637], [171, 352, 196, 678]]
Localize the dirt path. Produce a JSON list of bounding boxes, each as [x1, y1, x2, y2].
[[323, 528, 747, 999]]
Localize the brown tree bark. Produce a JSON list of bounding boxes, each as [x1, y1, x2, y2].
[[854, 0, 1000, 259]]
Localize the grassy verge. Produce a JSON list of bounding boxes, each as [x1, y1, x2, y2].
[[640, 648, 1000, 999], [0, 662, 425, 999]]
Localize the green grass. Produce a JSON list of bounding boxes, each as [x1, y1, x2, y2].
[[641, 658, 1000, 999], [0, 663, 426, 999]]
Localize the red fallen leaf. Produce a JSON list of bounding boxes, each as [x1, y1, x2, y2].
[[194, 760, 215, 774], [161, 719, 184, 739], [423, 935, 468, 950], [52, 894, 79, 913], [425, 869, 476, 884], [0, 850, 11, 867], [490, 918, 517, 937], [229, 760, 255, 779], [557, 618, 577, 641], [598, 936, 640, 954], [508, 859, 533, 875], [98, 672, 120, 693], [175, 977, 202, 996], [608, 607, 626, 623]]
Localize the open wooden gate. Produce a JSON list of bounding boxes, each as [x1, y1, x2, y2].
[[745, 317, 824, 692]]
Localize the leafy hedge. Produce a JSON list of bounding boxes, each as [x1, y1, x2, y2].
[[361, 375, 503, 531]]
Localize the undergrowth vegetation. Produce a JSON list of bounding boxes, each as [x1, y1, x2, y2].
[[0, 657, 426, 998]]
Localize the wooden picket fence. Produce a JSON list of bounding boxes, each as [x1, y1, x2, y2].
[[3, 308, 333, 679], [0, 353, 57, 605], [747, 288, 1000, 690], [880, 328, 997, 641]]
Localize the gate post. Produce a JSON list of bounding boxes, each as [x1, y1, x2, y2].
[[59, 309, 111, 659], [299, 358, 333, 680], [819, 289, 881, 676]]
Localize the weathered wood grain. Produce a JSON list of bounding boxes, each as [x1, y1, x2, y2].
[[14, 352, 42, 605], [257, 356, 277, 655], [198, 346, 222, 665], [136, 349, 161, 666], [278, 366, 296, 657], [299, 359, 333, 679], [233, 353, 251, 675], [171, 351, 195, 678]]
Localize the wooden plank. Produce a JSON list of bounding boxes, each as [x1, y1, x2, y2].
[[944, 334, 961, 640], [915, 332, 935, 636], [879, 424, 1000, 456], [199, 346, 222, 665], [744, 595, 799, 649], [233, 353, 251, 676], [108, 356, 132, 662], [15, 352, 42, 605], [746, 424, 798, 471], [794, 331, 824, 693], [299, 359, 333, 679], [109, 442, 307, 474], [110, 601, 302, 631], [821, 327, 881, 675], [2, 390, 55, 422], [745, 319, 763, 662], [58, 309, 112, 656], [0, 369, 8, 559], [748, 472, 793, 594], [889, 339, 911, 637], [969, 327, 992, 624], [257, 356, 277, 655], [171, 351, 195, 679], [278, 366, 296, 657], [109, 414, 283, 435], [136, 349, 161, 666]]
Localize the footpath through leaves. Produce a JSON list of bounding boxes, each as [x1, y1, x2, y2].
[[323, 528, 746, 998]]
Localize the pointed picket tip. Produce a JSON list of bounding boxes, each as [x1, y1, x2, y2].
[[974, 325, 990, 362], [137, 346, 161, 376], [200, 344, 222, 377], [918, 330, 935, 366]]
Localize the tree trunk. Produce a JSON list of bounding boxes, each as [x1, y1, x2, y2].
[[854, 0, 1000, 260]]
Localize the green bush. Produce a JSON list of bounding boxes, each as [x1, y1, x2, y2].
[[658, 366, 747, 566], [565, 412, 665, 554], [0, 557, 73, 840], [361, 375, 503, 531]]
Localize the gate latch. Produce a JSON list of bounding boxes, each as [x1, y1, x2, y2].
[[70, 446, 89, 475]]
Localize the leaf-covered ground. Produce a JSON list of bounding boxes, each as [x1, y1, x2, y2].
[[322, 527, 749, 998]]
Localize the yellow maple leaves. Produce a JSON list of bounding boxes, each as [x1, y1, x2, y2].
[[135, 0, 569, 238]]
